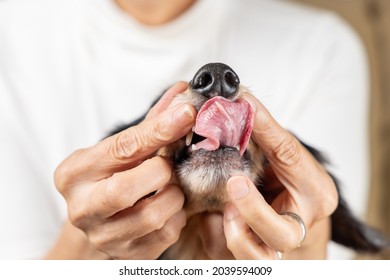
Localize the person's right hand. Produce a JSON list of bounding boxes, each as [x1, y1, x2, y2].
[[54, 82, 196, 259]]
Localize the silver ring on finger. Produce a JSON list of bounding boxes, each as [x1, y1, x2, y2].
[[280, 211, 306, 248]]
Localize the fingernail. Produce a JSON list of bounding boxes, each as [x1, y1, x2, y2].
[[182, 103, 195, 120], [173, 103, 195, 122], [227, 176, 250, 200], [225, 204, 240, 221]]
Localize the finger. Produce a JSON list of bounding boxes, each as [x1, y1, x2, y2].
[[85, 185, 185, 257], [242, 93, 338, 215], [224, 203, 278, 259], [242, 93, 322, 184], [102, 99, 195, 170], [97, 210, 186, 260], [67, 156, 174, 221], [227, 175, 305, 253], [146, 81, 189, 119], [129, 209, 187, 259], [198, 213, 234, 259], [55, 99, 196, 189], [111, 183, 185, 239]]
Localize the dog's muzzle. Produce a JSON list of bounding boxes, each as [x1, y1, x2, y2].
[[169, 63, 260, 214], [185, 63, 254, 155]]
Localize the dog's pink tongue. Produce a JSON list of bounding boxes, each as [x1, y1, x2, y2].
[[194, 96, 254, 156]]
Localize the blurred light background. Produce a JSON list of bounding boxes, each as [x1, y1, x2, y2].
[[0, 0, 388, 259], [292, 0, 390, 259]]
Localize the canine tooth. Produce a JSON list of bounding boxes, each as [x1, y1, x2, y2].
[[235, 145, 240, 151], [186, 131, 193, 146], [191, 144, 199, 151]]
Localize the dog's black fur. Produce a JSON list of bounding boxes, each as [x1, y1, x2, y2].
[[108, 63, 389, 257]]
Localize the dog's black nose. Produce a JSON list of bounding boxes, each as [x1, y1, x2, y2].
[[189, 63, 240, 99]]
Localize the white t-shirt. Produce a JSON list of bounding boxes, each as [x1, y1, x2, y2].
[[0, 0, 369, 259]]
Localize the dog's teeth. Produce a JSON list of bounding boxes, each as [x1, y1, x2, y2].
[[191, 144, 199, 151], [192, 126, 195, 132], [235, 145, 240, 151], [186, 131, 193, 146]]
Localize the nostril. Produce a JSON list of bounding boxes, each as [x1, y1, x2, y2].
[[221, 70, 239, 97], [224, 71, 239, 88], [190, 63, 240, 98], [193, 72, 213, 90]]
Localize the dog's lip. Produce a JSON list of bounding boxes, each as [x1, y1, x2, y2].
[[189, 96, 254, 156]]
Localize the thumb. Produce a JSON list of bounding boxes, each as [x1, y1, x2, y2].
[[113, 100, 196, 163]]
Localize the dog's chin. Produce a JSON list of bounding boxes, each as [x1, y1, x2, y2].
[[157, 136, 263, 216], [178, 146, 254, 214]]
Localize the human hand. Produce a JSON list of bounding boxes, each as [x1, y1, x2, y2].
[[221, 93, 338, 259], [54, 82, 196, 259]]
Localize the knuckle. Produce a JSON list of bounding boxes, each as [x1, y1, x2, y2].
[[144, 157, 172, 183], [53, 149, 84, 194], [328, 190, 339, 215], [88, 232, 107, 251], [320, 176, 339, 216], [88, 229, 115, 254], [81, 223, 123, 257], [140, 206, 165, 232], [104, 173, 130, 208], [110, 119, 172, 161], [67, 203, 89, 229], [157, 223, 181, 244], [149, 120, 171, 144], [110, 130, 140, 160], [272, 135, 301, 166], [308, 172, 340, 220], [53, 163, 69, 194]]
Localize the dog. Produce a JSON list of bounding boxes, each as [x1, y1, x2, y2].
[[109, 63, 389, 259]]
